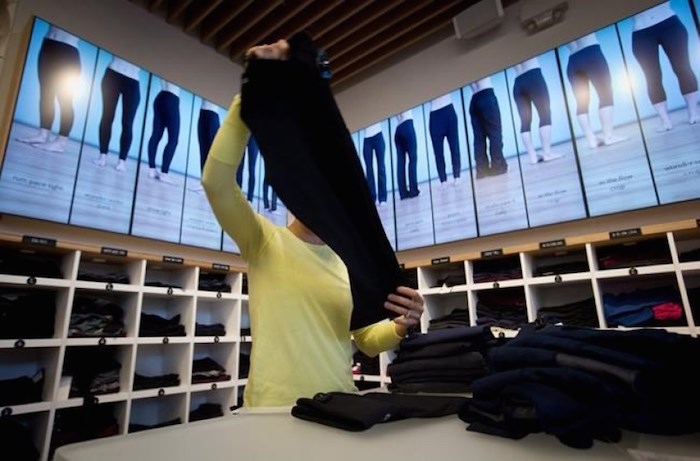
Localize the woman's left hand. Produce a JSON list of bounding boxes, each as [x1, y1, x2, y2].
[[385, 286, 424, 327]]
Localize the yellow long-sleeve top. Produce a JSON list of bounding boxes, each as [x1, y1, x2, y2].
[[202, 95, 403, 408]]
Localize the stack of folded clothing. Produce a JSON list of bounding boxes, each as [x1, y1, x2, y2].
[[132, 372, 180, 390], [291, 392, 468, 431], [69, 296, 126, 337], [139, 312, 186, 336], [387, 326, 500, 394], [0, 289, 56, 339], [596, 239, 671, 269], [472, 257, 522, 283], [459, 325, 700, 448], [189, 403, 224, 422], [191, 357, 231, 384], [536, 297, 598, 327], [475, 288, 528, 330], [64, 347, 121, 397], [603, 285, 684, 327], [129, 417, 181, 433], [428, 308, 470, 330]]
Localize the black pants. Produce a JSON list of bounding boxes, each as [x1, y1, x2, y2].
[[513, 68, 551, 131], [99, 68, 141, 159], [147, 90, 180, 173], [469, 88, 506, 173], [37, 38, 81, 136], [197, 108, 220, 171], [394, 119, 419, 199], [239, 32, 403, 329], [632, 15, 698, 104]]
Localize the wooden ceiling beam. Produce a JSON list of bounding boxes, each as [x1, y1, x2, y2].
[[331, 2, 468, 86], [327, 0, 427, 60], [147, 0, 166, 13], [267, 0, 343, 43], [166, 0, 194, 23], [182, 0, 223, 33], [305, 1, 376, 42], [215, 0, 283, 52], [227, 0, 314, 60], [200, 0, 254, 43]]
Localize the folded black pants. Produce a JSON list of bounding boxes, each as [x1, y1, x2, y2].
[[240, 32, 402, 329], [291, 391, 469, 431]]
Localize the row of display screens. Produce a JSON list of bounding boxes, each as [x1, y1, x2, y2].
[[1, 0, 699, 254]]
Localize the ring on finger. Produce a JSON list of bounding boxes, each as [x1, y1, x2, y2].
[[404, 310, 412, 319]]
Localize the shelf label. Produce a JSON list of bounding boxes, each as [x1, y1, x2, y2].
[[101, 246, 127, 257], [212, 263, 229, 271], [609, 228, 641, 239], [162, 255, 183, 264], [481, 249, 503, 258], [540, 239, 565, 249], [431, 256, 450, 265], [22, 235, 56, 247]]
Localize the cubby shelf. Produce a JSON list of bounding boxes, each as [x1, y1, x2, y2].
[[2, 218, 700, 460]]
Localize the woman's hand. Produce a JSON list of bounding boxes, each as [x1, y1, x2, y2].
[[245, 39, 289, 61], [385, 286, 424, 329]]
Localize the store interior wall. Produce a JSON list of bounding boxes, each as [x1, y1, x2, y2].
[[0, 0, 697, 265]]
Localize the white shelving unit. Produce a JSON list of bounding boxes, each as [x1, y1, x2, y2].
[[410, 223, 700, 338], [0, 240, 246, 461], [2, 219, 700, 460]]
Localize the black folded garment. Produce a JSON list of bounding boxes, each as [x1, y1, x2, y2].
[[291, 391, 468, 431], [240, 31, 403, 329]]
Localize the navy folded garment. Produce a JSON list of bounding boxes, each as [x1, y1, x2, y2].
[[240, 31, 403, 329], [291, 392, 469, 431]]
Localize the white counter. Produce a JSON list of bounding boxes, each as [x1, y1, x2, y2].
[[53, 409, 700, 461]]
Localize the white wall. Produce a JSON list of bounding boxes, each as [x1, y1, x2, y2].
[[335, 0, 662, 130]]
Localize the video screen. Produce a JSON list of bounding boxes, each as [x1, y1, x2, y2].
[[504, 51, 588, 227], [616, 0, 700, 205], [2, 6, 699, 256], [256, 155, 287, 228], [0, 18, 98, 224], [179, 96, 227, 250], [462, 70, 529, 236], [389, 104, 436, 251], [558, 25, 659, 217], [69, 50, 150, 234], [356, 121, 397, 250], [421, 89, 478, 243], [130, 75, 194, 243]]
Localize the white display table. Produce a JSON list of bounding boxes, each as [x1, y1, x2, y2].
[[53, 409, 700, 461]]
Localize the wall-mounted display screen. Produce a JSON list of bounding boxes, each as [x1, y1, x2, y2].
[[616, 0, 700, 205], [179, 96, 226, 250], [256, 154, 287, 227], [2, 3, 699, 255], [388, 104, 436, 251], [349, 0, 699, 251], [357, 120, 397, 251], [505, 51, 588, 227], [0, 19, 99, 224], [0, 17, 249, 255], [462, 70, 529, 236], [69, 50, 150, 234], [422, 89, 479, 244], [557, 25, 658, 217], [131, 76, 194, 243]]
